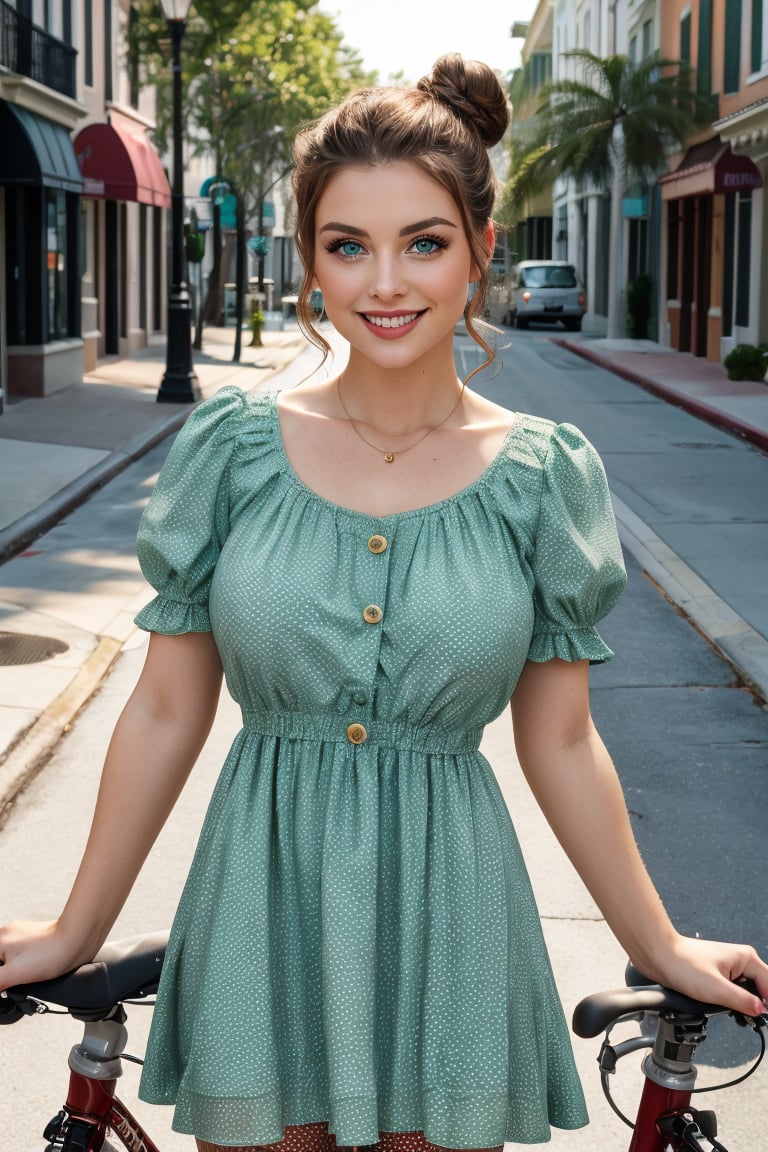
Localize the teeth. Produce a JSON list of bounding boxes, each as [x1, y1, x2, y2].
[[365, 312, 419, 328]]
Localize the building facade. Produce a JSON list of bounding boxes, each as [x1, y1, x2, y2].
[[659, 1, 767, 360], [72, 0, 169, 371], [0, 0, 169, 398], [0, 0, 85, 396], [513, 0, 768, 361]]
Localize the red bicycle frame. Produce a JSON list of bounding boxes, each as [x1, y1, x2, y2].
[[629, 1078, 693, 1152], [61, 1067, 160, 1152]]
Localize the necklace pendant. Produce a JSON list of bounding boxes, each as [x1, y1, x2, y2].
[[384, 452, 395, 463]]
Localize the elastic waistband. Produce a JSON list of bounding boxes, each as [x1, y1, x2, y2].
[[241, 710, 483, 753]]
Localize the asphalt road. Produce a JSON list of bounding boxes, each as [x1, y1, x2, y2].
[[1, 330, 766, 1149], [469, 325, 768, 954]]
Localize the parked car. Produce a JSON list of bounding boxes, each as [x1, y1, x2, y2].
[[508, 261, 585, 331]]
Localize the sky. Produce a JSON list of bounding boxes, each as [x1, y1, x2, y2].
[[321, 1, 539, 84]]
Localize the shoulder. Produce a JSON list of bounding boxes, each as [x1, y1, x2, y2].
[[170, 387, 279, 458], [510, 414, 600, 468]]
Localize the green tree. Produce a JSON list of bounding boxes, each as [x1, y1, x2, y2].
[[129, 0, 372, 321], [506, 50, 708, 338]]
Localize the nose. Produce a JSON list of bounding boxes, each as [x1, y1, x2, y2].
[[368, 253, 407, 300]]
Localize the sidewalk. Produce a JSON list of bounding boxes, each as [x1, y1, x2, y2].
[[556, 334, 768, 453], [0, 326, 767, 821], [0, 324, 306, 561], [0, 322, 307, 820]]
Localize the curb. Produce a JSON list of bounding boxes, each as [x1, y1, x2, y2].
[[0, 341, 308, 817], [554, 338, 768, 454], [0, 408, 192, 565], [612, 495, 768, 706], [0, 636, 123, 829]]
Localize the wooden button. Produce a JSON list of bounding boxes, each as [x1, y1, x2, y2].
[[367, 534, 388, 554], [347, 723, 367, 745], [363, 605, 383, 624]]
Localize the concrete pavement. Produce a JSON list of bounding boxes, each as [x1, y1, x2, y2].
[[0, 322, 767, 826], [0, 322, 308, 823]]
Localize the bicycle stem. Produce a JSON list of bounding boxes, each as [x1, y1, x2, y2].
[[629, 1012, 708, 1152]]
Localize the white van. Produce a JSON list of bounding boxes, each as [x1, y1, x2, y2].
[[508, 261, 585, 332]]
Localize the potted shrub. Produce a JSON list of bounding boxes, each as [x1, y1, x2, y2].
[[723, 343, 768, 382], [626, 274, 653, 340]]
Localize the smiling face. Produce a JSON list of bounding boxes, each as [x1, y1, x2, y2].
[[313, 162, 485, 373]]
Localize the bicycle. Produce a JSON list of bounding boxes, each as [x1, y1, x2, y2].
[[1, 937, 766, 1152], [572, 966, 767, 1151], [1, 932, 167, 1152]]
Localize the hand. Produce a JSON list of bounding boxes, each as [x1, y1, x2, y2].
[[646, 935, 768, 1017], [0, 920, 87, 993]]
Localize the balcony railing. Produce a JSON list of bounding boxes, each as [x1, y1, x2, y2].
[[0, 0, 76, 100]]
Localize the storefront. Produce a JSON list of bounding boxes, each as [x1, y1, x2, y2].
[[660, 139, 762, 361], [713, 98, 768, 355], [74, 111, 170, 366], [0, 99, 83, 397]]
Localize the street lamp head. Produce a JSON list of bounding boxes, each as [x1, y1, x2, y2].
[[159, 0, 193, 20]]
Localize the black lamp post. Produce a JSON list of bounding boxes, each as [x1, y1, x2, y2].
[[157, 0, 200, 403]]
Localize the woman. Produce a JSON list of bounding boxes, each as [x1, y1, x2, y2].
[[1, 55, 766, 1152]]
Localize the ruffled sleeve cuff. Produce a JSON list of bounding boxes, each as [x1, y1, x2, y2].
[[527, 623, 616, 665], [134, 594, 211, 636]]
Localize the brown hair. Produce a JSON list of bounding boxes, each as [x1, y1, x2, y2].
[[291, 54, 509, 372]]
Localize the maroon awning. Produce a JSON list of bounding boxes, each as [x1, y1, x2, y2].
[[74, 118, 171, 208], [660, 139, 763, 199]]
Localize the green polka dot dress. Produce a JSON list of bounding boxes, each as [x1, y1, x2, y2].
[[135, 387, 626, 1148]]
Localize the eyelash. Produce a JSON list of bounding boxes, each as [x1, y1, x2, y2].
[[323, 234, 449, 259]]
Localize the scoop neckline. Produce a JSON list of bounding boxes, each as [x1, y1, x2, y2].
[[268, 390, 522, 523]]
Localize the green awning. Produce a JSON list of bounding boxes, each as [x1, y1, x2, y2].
[[0, 101, 83, 192]]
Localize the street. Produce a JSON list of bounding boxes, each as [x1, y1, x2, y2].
[[0, 329, 767, 1149]]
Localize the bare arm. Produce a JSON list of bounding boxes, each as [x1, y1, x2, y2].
[[511, 657, 768, 1016], [0, 630, 223, 990]]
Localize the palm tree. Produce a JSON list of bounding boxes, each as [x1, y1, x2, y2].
[[508, 50, 709, 339]]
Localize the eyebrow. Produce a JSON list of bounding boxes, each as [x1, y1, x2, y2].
[[318, 216, 458, 237]]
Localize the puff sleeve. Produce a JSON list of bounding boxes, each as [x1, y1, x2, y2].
[[527, 423, 627, 664], [133, 387, 245, 635]]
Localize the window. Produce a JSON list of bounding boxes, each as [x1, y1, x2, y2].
[[667, 201, 681, 302], [724, 0, 742, 92], [642, 18, 653, 60], [519, 265, 578, 289], [752, 0, 765, 72], [530, 52, 551, 91], [680, 9, 692, 65], [104, 0, 113, 102], [46, 189, 69, 340], [735, 191, 752, 327], [723, 190, 754, 333], [698, 0, 713, 93], [84, 0, 93, 86]]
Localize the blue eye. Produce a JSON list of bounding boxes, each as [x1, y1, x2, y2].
[[411, 235, 447, 255], [326, 238, 365, 258]]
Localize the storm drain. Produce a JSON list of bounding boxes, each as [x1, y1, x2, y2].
[[0, 632, 69, 666]]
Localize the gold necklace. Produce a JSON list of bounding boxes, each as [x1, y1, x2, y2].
[[337, 376, 464, 463]]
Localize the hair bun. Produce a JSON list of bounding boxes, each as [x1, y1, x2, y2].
[[417, 53, 509, 148]]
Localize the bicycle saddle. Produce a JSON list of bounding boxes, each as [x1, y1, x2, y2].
[[572, 983, 729, 1038], [2, 931, 168, 1015]]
